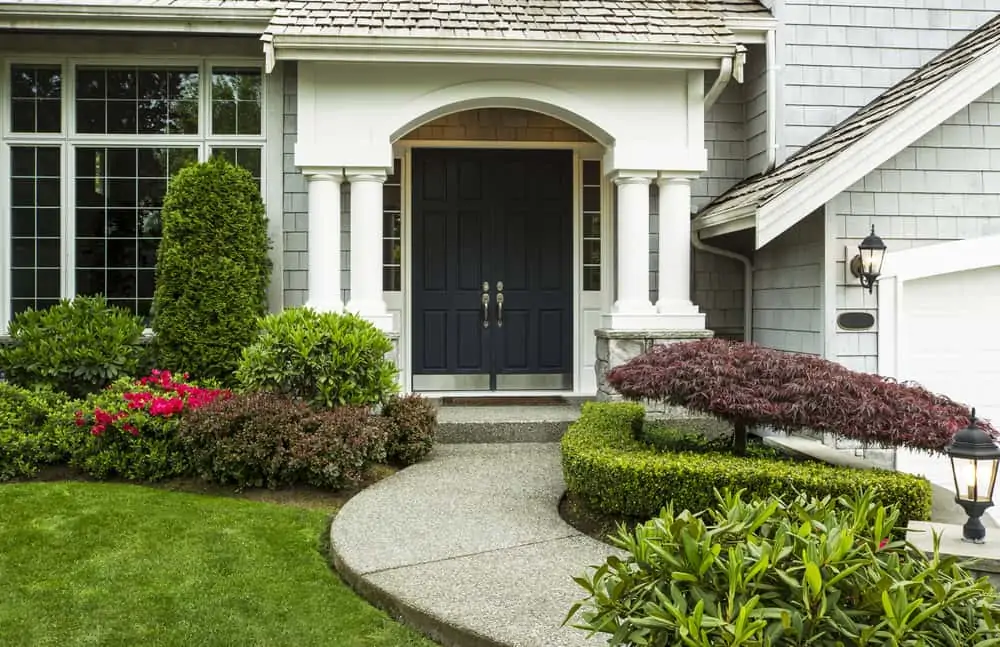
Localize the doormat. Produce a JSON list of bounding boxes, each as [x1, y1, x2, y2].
[[438, 396, 568, 407]]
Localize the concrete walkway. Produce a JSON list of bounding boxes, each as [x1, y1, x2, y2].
[[329, 443, 617, 647]]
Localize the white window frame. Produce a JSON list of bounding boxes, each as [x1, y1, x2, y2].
[[0, 55, 267, 333]]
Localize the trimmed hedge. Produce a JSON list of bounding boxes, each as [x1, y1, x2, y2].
[[561, 402, 933, 526]]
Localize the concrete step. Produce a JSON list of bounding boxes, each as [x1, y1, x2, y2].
[[434, 404, 582, 443]]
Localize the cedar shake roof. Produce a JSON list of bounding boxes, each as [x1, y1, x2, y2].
[[265, 0, 771, 43], [696, 13, 1000, 223]]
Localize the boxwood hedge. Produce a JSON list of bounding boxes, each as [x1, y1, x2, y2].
[[561, 402, 933, 526]]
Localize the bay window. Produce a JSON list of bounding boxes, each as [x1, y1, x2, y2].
[[2, 59, 267, 328]]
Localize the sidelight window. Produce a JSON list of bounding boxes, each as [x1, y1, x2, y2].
[[3, 58, 267, 328], [581, 160, 602, 291], [383, 158, 403, 291]]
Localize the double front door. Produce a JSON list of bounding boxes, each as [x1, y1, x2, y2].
[[412, 148, 573, 391]]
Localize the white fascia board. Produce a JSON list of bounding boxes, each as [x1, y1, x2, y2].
[[0, 3, 272, 34], [726, 17, 778, 44], [754, 42, 1000, 250], [269, 35, 738, 70], [691, 204, 756, 238]]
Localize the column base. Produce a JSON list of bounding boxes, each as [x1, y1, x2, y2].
[[594, 328, 713, 402], [346, 301, 394, 333], [601, 310, 706, 330], [306, 299, 344, 313]]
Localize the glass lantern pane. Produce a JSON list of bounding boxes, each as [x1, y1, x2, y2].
[[952, 457, 978, 502], [984, 458, 999, 501]]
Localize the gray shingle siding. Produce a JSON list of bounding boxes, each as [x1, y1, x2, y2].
[[282, 61, 352, 309], [831, 83, 1000, 372], [779, 1, 996, 158], [743, 42, 769, 177], [752, 209, 824, 354]]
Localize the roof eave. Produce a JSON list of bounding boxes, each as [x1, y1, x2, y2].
[[692, 204, 757, 239], [265, 33, 740, 70], [0, 3, 273, 34], [755, 38, 1000, 250]]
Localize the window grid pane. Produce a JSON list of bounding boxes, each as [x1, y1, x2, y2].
[[10, 146, 62, 316], [582, 160, 602, 291], [210, 147, 262, 189], [75, 66, 199, 135], [10, 65, 62, 133], [75, 147, 198, 321], [211, 68, 262, 135], [382, 158, 403, 291]]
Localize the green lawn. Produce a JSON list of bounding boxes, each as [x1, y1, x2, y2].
[[0, 481, 435, 647]]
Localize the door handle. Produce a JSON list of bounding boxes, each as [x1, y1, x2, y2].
[[481, 282, 490, 328], [496, 281, 504, 328]]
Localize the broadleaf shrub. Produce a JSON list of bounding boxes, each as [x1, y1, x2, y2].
[[71, 370, 231, 481], [606, 338, 997, 455], [0, 296, 145, 397], [152, 157, 271, 383], [569, 488, 1000, 646], [178, 391, 390, 490], [561, 402, 932, 526], [235, 308, 398, 409], [0, 383, 79, 481], [382, 395, 437, 465]]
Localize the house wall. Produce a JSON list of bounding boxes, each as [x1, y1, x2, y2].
[[828, 82, 1000, 373], [753, 209, 824, 354], [743, 42, 770, 177], [778, 0, 997, 158]]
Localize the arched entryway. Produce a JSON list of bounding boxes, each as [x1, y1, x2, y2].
[[391, 107, 609, 393]]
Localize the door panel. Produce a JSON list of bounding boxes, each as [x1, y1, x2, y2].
[[412, 148, 573, 391]]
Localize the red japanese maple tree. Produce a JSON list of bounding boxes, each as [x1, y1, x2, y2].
[[605, 338, 997, 456]]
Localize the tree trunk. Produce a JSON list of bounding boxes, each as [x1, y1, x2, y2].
[[733, 421, 748, 457]]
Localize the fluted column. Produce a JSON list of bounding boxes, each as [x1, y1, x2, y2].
[[346, 168, 393, 331], [305, 170, 344, 312]]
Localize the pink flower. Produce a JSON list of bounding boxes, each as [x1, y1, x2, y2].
[[122, 424, 139, 436]]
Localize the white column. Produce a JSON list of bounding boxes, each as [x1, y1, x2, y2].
[[306, 171, 344, 312], [655, 174, 705, 328], [603, 173, 656, 329], [346, 168, 393, 331]]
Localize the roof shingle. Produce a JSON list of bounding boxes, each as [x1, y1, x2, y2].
[[266, 0, 770, 44], [696, 13, 1000, 222]]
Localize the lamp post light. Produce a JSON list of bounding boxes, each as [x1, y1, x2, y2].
[[946, 408, 1000, 544], [849, 225, 888, 293]]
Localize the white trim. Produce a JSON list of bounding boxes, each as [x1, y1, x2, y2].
[[0, 2, 272, 34], [756, 40, 1000, 249], [877, 234, 1000, 380], [270, 35, 737, 71], [821, 201, 837, 360], [691, 203, 755, 238], [263, 60, 284, 314]]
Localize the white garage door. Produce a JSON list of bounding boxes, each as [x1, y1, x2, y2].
[[895, 266, 1000, 524]]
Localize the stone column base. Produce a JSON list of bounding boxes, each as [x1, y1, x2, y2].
[[595, 328, 713, 402]]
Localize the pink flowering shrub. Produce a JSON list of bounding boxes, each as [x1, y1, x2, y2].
[[71, 369, 231, 481]]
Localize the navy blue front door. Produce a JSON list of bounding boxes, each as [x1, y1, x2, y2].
[[411, 149, 573, 391]]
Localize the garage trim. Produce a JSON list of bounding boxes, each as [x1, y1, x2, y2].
[[877, 234, 1000, 380]]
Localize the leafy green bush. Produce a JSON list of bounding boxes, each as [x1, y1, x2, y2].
[[561, 402, 933, 526], [152, 157, 271, 383], [569, 489, 1000, 646], [71, 370, 231, 481], [0, 383, 80, 481], [0, 296, 145, 397], [178, 391, 390, 490], [382, 395, 437, 466], [235, 308, 398, 409]]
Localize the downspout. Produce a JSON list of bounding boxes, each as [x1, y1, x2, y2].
[[705, 44, 746, 110], [765, 27, 778, 169], [691, 230, 754, 343]]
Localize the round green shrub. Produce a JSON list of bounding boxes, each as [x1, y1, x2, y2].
[[570, 489, 1000, 646], [178, 391, 390, 490], [382, 394, 437, 465], [0, 296, 146, 397], [561, 402, 933, 526], [235, 308, 399, 409], [152, 156, 271, 383], [0, 383, 79, 481]]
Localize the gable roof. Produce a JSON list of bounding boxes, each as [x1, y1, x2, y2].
[[265, 0, 768, 44], [693, 13, 1000, 248]]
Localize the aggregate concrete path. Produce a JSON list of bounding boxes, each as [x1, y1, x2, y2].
[[329, 443, 619, 647]]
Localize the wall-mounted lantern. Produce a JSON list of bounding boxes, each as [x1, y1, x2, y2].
[[946, 408, 1000, 544], [849, 225, 887, 293]]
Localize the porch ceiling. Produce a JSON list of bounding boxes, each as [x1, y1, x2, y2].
[[265, 0, 770, 44]]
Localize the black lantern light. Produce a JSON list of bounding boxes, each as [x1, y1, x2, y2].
[[849, 225, 887, 293], [946, 408, 1000, 544]]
